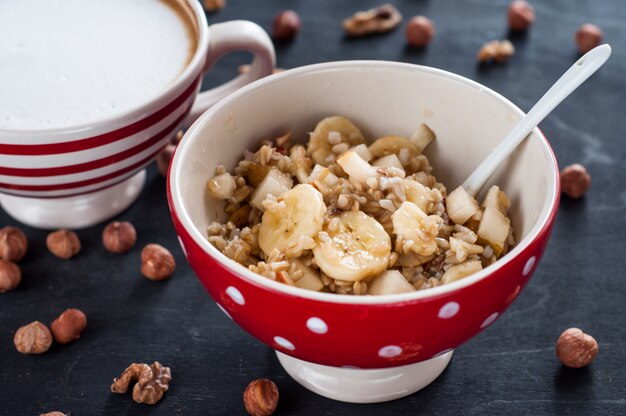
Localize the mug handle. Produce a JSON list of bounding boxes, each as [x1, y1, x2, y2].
[[183, 20, 276, 127]]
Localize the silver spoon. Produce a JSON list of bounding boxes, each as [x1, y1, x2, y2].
[[462, 44, 612, 197]]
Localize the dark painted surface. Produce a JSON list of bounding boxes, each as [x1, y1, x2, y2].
[[1, 0, 625, 414]]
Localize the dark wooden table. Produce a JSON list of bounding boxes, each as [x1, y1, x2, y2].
[[2, 0, 625, 414]]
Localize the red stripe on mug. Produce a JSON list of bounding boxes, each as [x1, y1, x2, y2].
[[0, 110, 187, 177], [0, 147, 163, 192], [0, 78, 200, 156]]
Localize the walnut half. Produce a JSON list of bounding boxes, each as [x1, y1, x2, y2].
[[111, 362, 172, 405], [343, 4, 402, 37]]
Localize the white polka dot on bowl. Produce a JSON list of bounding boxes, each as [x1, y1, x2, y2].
[[523, 256, 536, 276], [480, 312, 499, 329], [378, 345, 402, 358], [306, 317, 328, 334], [273, 336, 295, 351], [438, 301, 460, 319], [225, 286, 245, 305]]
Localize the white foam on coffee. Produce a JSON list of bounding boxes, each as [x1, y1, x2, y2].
[[0, 0, 195, 130]]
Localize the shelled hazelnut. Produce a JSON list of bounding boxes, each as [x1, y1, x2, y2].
[[0, 259, 21, 293], [157, 144, 176, 178], [141, 244, 176, 281], [40, 412, 67, 416], [0, 225, 28, 262], [14, 321, 53, 354], [507, 1, 535, 31], [405, 16, 435, 48], [576, 23, 603, 54], [243, 379, 279, 416], [556, 328, 598, 368], [51, 308, 88, 344], [202, 0, 225, 12], [272, 10, 300, 41], [102, 221, 137, 253], [560, 163, 591, 198], [46, 229, 81, 259]]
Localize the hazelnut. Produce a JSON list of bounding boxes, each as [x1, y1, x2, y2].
[[576, 23, 603, 54], [14, 321, 53, 354], [46, 229, 81, 259], [405, 16, 435, 48], [556, 328, 598, 368], [157, 144, 176, 178], [272, 10, 300, 41], [174, 129, 184, 145], [560, 163, 591, 198], [0, 225, 28, 262], [202, 0, 225, 12], [102, 221, 137, 253], [141, 244, 176, 281], [51, 308, 87, 344], [243, 379, 279, 416], [507, 1, 535, 31], [0, 259, 21, 293], [40, 412, 67, 416]]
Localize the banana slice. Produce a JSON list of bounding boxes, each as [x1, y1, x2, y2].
[[313, 211, 391, 282], [259, 184, 326, 257], [369, 135, 419, 158], [392, 201, 442, 256], [307, 116, 366, 165]]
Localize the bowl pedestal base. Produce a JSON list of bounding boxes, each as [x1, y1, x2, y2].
[[0, 170, 146, 229], [276, 350, 453, 403]]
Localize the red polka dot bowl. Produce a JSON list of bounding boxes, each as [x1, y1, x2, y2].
[[167, 61, 560, 403]]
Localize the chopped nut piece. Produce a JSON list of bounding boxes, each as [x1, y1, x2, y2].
[[0, 225, 28, 262], [111, 362, 172, 405], [14, 321, 52, 354], [343, 4, 402, 37], [556, 328, 598, 368], [102, 221, 137, 253], [46, 229, 81, 259], [0, 259, 21, 293], [202, 0, 225, 12], [272, 10, 300, 41], [576, 24, 602, 54], [560, 163, 591, 198], [477, 40, 515, 64], [243, 378, 279, 416], [51, 308, 87, 344], [507, 1, 535, 31], [405, 16, 435, 48], [141, 244, 176, 281]]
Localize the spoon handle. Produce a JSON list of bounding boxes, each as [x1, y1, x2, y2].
[[462, 44, 612, 197]]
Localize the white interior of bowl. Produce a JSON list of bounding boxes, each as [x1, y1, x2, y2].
[[170, 61, 558, 304]]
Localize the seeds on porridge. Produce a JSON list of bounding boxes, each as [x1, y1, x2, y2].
[[206, 116, 514, 295]]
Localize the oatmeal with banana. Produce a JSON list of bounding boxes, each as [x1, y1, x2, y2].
[[206, 116, 514, 295]]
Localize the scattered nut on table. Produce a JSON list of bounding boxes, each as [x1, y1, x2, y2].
[[238, 65, 285, 75], [46, 229, 81, 259], [111, 362, 172, 405], [477, 39, 515, 63], [141, 244, 176, 281], [0, 225, 28, 262], [272, 10, 300, 41], [202, 0, 225, 12], [243, 379, 279, 416], [51, 308, 87, 344], [174, 129, 184, 145], [103, 221, 137, 253], [343, 4, 402, 37], [0, 259, 21, 293], [507, 0, 535, 31], [560, 163, 591, 198], [157, 144, 176, 178], [14, 321, 53, 355], [405, 15, 435, 48], [40, 412, 67, 416], [576, 23, 603, 54], [556, 328, 598, 368]]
